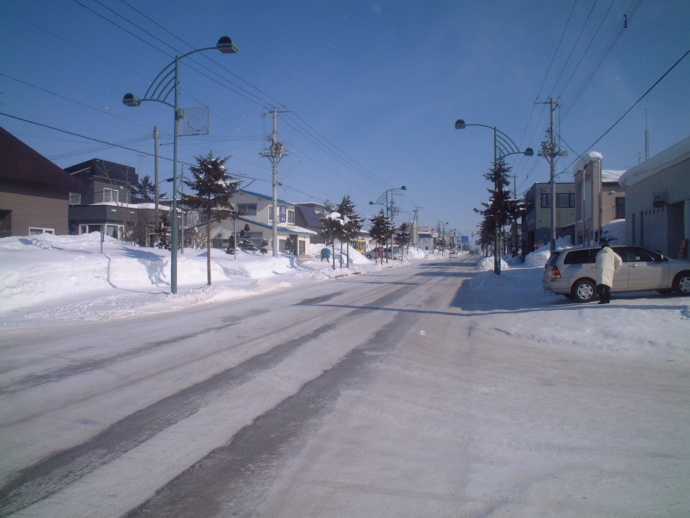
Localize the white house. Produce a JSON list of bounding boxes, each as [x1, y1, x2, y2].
[[206, 189, 316, 259], [618, 136, 690, 259]]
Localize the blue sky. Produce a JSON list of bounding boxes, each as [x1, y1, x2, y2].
[[1, 0, 689, 237]]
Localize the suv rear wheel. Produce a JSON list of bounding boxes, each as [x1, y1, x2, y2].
[[571, 278, 597, 303], [673, 271, 690, 296]]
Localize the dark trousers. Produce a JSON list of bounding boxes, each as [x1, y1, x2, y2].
[[597, 284, 611, 303]]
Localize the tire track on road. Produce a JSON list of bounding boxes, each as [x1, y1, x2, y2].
[[0, 281, 420, 516]]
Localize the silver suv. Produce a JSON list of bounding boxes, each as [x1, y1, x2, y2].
[[543, 245, 690, 302]]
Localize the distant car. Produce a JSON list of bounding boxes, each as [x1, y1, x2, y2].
[[364, 246, 402, 260], [543, 245, 690, 302]]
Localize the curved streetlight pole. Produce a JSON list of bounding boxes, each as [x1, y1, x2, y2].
[[123, 36, 239, 294], [454, 120, 533, 275]]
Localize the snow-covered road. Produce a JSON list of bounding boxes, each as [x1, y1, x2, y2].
[[1, 257, 689, 517]]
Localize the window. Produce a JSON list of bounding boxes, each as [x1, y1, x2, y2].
[[103, 188, 119, 203], [541, 193, 574, 208], [29, 227, 54, 235], [619, 247, 661, 263], [105, 224, 123, 239], [237, 203, 257, 216], [615, 197, 625, 219], [268, 206, 274, 222], [69, 193, 82, 205], [288, 210, 295, 224], [557, 193, 575, 208], [540, 193, 550, 208], [78, 224, 123, 239], [564, 249, 596, 264]]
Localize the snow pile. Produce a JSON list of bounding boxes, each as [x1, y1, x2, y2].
[[521, 220, 627, 268], [476, 256, 509, 272], [0, 233, 434, 325], [601, 218, 625, 243]]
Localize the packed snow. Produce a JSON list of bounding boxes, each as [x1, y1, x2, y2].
[[1, 222, 687, 356], [1, 228, 689, 517], [0, 233, 427, 326]]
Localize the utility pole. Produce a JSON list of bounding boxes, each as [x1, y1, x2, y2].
[[179, 165, 184, 255], [536, 98, 567, 252], [259, 107, 291, 257], [154, 126, 159, 226]]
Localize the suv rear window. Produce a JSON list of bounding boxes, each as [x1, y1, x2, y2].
[[564, 249, 596, 264], [546, 251, 561, 266]]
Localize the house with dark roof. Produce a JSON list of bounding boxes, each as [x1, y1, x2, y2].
[[295, 202, 325, 243], [63, 159, 158, 243], [0, 127, 85, 237]]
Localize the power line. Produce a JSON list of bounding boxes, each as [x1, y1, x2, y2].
[[560, 46, 690, 173], [0, 72, 152, 131]]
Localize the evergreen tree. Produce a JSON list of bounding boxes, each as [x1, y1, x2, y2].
[[474, 159, 513, 257], [319, 200, 340, 246], [226, 234, 237, 255], [134, 175, 157, 201], [238, 224, 257, 251], [319, 201, 345, 270], [156, 211, 171, 250], [180, 152, 239, 285], [396, 222, 412, 253], [337, 195, 363, 267], [369, 209, 394, 264]]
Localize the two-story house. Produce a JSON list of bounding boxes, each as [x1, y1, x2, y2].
[[522, 182, 576, 252], [198, 189, 316, 259], [65, 159, 161, 245]]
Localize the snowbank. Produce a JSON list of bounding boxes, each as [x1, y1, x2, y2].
[[0, 234, 436, 325]]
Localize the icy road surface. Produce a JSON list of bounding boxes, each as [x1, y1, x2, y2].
[[1, 258, 688, 517]]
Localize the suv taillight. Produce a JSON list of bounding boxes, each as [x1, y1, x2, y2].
[[550, 266, 562, 279]]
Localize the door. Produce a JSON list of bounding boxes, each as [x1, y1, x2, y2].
[[618, 247, 668, 291]]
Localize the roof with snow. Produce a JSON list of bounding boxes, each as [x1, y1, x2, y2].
[[573, 151, 603, 174], [602, 169, 625, 183], [235, 189, 294, 206], [573, 151, 625, 184], [619, 136, 690, 187]]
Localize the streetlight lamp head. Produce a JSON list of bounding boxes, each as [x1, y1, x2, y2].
[[400, 185, 407, 191], [216, 36, 239, 54], [524, 147, 534, 157], [122, 93, 141, 107], [369, 201, 374, 205], [454, 119, 466, 130]]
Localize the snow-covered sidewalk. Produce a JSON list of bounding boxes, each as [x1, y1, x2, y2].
[[0, 233, 437, 326]]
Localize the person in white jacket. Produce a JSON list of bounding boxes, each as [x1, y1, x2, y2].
[[595, 240, 623, 304]]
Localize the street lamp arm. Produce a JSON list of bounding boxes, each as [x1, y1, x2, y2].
[[143, 65, 176, 104], [455, 119, 533, 159], [123, 37, 238, 108], [454, 120, 495, 133]]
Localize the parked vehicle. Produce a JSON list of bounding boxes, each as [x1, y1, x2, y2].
[[543, 245, 690, 302], [364, 246, 403, 260]]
